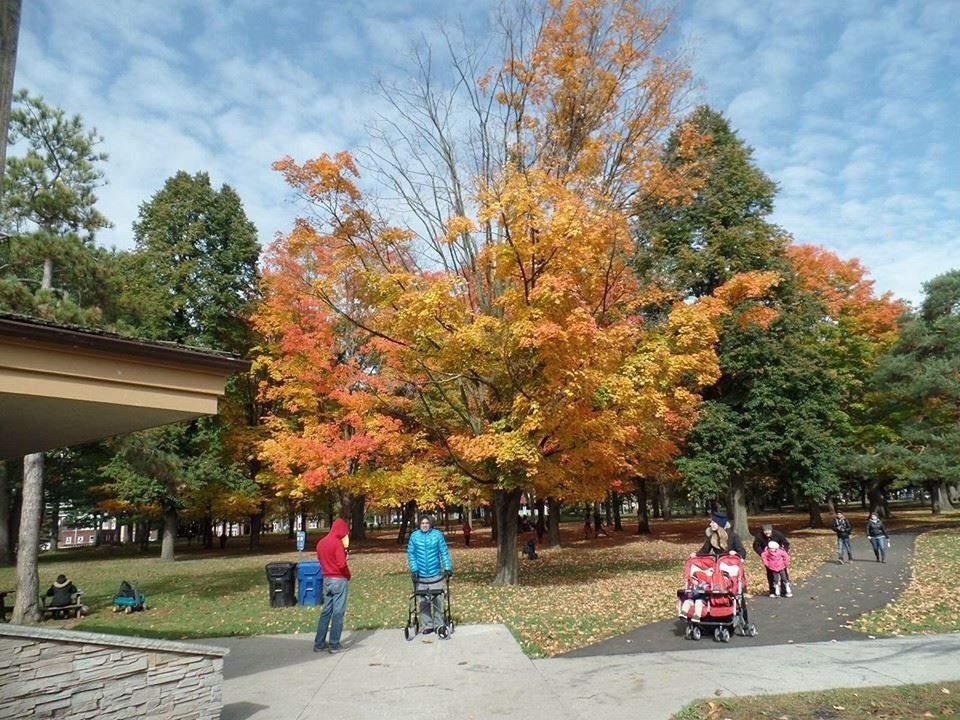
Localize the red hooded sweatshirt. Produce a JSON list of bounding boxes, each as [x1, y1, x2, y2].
[[316, 518, 351, 580]]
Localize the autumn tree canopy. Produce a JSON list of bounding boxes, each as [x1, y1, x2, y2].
[[257, 0, 774, 584]]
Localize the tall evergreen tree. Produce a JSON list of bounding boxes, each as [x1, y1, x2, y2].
[[866, 270, 960, 514], [637, 107, 843, 534], [127, 171, 259, 353], [112, 171, 261, 560]]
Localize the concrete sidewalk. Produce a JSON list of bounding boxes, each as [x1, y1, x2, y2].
[[213, 626, 960, 720]]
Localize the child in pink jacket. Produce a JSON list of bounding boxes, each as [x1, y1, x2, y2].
[[761, 540, 792, 598]]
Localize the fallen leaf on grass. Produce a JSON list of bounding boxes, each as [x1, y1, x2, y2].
[[941, 688, 951, 694], [833, 705, 845, 710]]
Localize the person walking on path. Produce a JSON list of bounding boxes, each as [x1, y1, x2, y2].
[[760, 540, 792, 597], [752, 523, 791, 594], [462, 520, 472, 547], [831, 511, 854, 563], [692, 512, 750, 626], [866, 512, 890, 563], [694, 512, 747, 559], [407, 514, 452, 634], [314, 518, 351, 653]]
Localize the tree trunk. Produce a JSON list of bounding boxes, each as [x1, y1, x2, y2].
[[604, 492, 612, 525], [611, 490, 622, 531], [0, 461, 13, 564], [867, 479, 888, 517], [396, 500, 416, 545], [286, 509, 295, 539], [349, 493, 367, 541], [659, 483, 673, 520], [636, 480, 650, 535], [728, 476, 749, 539], [11, 452, 42, 624], [493, 488, 522, 585], [547, 497, 561, 548], [0, 0, 21, 204], [201, 514, 213, 549], [249, 507, 263, 550], [49, 499, 60, 550], [930, 481, 953, 515], [807, 497, 824, 528], [160, 507, 177, 562]]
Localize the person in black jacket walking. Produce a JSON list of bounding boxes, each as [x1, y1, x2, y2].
[[866, 513, 889, 562], [752, 524, 791, 595], [831, 511, 854, 563]]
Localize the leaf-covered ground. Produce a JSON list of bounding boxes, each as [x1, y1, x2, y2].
[[3, 511, 953, 657], [673, 682, 960, 720], [853, 528, 960, 636]]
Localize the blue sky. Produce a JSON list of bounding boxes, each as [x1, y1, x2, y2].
[[16, 0, 960, 305]]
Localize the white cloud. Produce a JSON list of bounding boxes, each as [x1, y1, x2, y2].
[[14, 0, 960, 308]]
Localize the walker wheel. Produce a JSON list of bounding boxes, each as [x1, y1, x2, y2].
[[112, 605, 120, 613], [691, 626, 701, 641], [404, 625, 416, 641], [684, 625, 693, 640], [437, 625, 449, 639], [124, 606, 132, 614], [747, 624, 758, 637], [720, 628, 730, 643]]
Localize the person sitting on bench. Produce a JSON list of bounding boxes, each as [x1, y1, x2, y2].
[[45, 574, 81, 619]]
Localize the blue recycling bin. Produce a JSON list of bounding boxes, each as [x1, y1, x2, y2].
[[297, 560, 323, 606]]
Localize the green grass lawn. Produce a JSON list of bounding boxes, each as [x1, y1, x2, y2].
[[854, 528, 960, 636], [672, 681, 960, 719], [2, 512, 954, 657]]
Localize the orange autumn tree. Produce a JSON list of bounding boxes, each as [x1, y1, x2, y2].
[[786, 243, 906, 501], [253, 226, 421, 539], [263, 0, 762, 584]]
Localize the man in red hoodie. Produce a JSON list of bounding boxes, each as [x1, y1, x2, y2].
[[313, 518, 351, 653]]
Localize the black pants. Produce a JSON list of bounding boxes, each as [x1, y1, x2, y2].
[[765, 567, 790, 594]]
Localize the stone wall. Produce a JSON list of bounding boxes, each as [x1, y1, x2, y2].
[[0, 624, 228, 719]]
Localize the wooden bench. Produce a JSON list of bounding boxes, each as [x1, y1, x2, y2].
[[0, 590, 13, 622], [40, 593, 85, 620], [40, 603, 84, 620]]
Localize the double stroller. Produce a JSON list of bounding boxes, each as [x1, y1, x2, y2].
[[676, 554, 756, 642], [403, 574, 454, 640]]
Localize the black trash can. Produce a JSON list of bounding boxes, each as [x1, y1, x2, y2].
[[265, 561, 297, 607]]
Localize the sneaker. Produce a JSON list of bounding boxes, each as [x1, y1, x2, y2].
[[313, 644, 328, 653], [769, 593, 777, 598], [837, 558, 844, 564], [328, 645, 342, 654]]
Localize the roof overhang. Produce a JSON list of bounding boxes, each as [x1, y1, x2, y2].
[[0, 315, 250, 460]]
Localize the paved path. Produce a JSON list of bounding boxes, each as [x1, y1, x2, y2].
[[561, 530, 918, 657], [213, 529, 957, 720], [216, 628, 960, 720]]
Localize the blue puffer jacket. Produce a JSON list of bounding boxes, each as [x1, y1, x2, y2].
[[407, 528, 452, 577]]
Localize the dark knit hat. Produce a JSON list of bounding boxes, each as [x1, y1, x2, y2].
[[54, 574, 69, 588], [762, 524, 773, 532], [711, 512, 727, 527]]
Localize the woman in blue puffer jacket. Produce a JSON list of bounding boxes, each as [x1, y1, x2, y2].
[[407, 514, 452, 633]]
